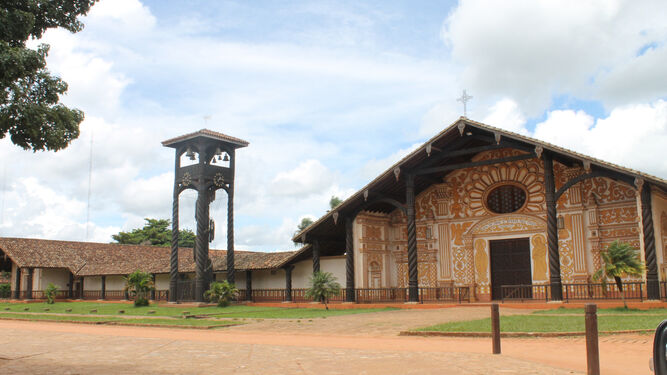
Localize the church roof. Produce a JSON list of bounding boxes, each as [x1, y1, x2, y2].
[[0, 237, 297, 276], [162, 129, 249, 148], [293, 117, 667, 248]]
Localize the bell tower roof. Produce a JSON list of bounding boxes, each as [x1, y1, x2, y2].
[[162, 129, 249, 149]]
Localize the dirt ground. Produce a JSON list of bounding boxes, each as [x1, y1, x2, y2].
[[0, 306, 654, 374]]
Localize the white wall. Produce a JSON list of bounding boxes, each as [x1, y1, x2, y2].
[[37, 268, 69, 290], [245, 256, 346, 290], [84, 276, 102, 290], [155, 274, 170, 289], [105, 275, 126, 290]]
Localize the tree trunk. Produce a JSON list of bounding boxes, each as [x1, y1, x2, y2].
[[614, 276, 627, 309]]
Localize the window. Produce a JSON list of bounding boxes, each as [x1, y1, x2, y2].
[[486, 185, 526, 214]]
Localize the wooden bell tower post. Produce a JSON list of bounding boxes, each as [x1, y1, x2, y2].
[[162, 130, 248, 302]]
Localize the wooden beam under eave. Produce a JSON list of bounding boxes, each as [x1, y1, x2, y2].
[[414, 153, 535, 176]]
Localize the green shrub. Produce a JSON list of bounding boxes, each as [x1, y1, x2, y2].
[[204, 281, 238, 307], [0, 283, 10, 298], [305, 271, 341, 310], [124, 270, 154, 307], [45, 283, 59, 304]]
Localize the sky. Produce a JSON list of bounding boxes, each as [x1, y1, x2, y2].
[[0, 0, 666, 252]]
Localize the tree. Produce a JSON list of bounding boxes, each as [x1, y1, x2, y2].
[[204, 281, 238, 307], [293, 217, 314, 246], [329, 196, 342, 209], [592, 241, 645, 309], [45, 282, 58, 304], [305, 271, 341, 310], [1, 1, 98, 151], [112, 218, 196, 247], [124, 270, 154, 307]]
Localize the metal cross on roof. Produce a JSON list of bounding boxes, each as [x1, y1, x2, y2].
[[457, 89, 473, 117]]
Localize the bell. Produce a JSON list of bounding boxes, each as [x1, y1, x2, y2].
[[223, 153, 230, 162], [185, 147, 195, 160], [217, 154, 222, 161], [211, 157, 216, 164]]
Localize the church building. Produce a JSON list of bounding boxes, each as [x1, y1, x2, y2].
[[293, 117, 667, 302]]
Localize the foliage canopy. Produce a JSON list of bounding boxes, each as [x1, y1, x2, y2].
[[592, 240, 645, 308], [305, 271, 341, 310], [112, 218, 195, 247], [1, 0, 98, 151], [124, 270, 154, 307], [204, 281, 238, 307]]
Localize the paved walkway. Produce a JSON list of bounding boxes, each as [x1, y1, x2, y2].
[[0, 306, 654, 374]]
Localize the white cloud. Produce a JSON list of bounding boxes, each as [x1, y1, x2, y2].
[[443, 0, 667, 115], [270, 160, 336, 198], [533, 100, 667, 177], [0, 178, 118, 242], [482, 98, 528, 135]]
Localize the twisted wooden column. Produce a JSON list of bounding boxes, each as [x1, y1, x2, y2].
[[284, 265, 294, 302], [345, 217, 355, 302], [169, 148, 180, 303], [169, 189, 179, 302], [194, 186, 211, 302], [312, 239, 321, 274], [227, 183, 235, 284], [641, 184, 659, 299], [406, 174, 419, 302], [543, 153, 563, 300]]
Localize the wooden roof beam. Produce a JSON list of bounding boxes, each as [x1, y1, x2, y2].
[[415, 153, 536, 176]]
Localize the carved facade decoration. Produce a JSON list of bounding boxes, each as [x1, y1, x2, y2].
[[531, 234, 548, 281], [353, 148, 647, 298]]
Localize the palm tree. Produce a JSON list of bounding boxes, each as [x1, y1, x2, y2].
[[124, 270, 155, 306], [592, 241, 645, 308], [204, 281, 238, 307], [305, 271, 341, 310]]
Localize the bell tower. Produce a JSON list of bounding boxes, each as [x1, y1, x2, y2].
[[162, 129, 249, 302]]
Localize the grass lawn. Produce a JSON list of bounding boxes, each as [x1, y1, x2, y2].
[[0, 302, 394, 319], [533, 307, 667, 315], [416, 315, 666, 333], [0, 313, 239, 327]]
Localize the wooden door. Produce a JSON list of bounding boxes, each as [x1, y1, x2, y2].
[[490, 238, 532, 300]]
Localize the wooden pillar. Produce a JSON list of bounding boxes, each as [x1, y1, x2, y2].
[[68, 272, 74, 298], [345, 217, 355, 302], [13, 267, 21, 299], [585, 304, 600, 375], [123, 277, 129, 300], [284, 265, 294, 302], [227, 149, 236, 285], [194, 185, 211, 302], [406, 174, 419, 302], [80, 277, 85, 299], [640, 184, 660, 299], [150, 274, 156, 300], [491, 303, 501, 354], [169, 149, 180, 303], [312, 239, 321, 274], [245, 270, 252, 301], [543, 153, 563, 300], [101, 275, 106, 300], [25, 268, 34, 300]]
